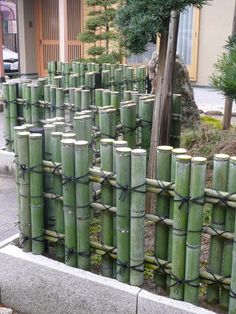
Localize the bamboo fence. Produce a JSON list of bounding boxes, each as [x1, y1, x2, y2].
[[2, 62, 181, 154], [14, 126, 236, 313]]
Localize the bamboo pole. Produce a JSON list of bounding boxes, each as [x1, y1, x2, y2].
[[75, 140, 90, 270], [61, 139, 77, 267], [31, 85, 40, 128], [184, 157, 206, 304], [99, 108, 117, 139], [137, 66, 146, 93], [51, 131, 64, 261], [130, 149, 146, 286], [120, 103, 136, 148], [166, 148, 187, 290], [81, 90, 91, 111], [44, 85, 51, 120], [53, 121, 65, 133], [3, 83, 11, 151], [24, 84, 32, 124], [155, 146, 173, 289], [74, 88, 82, 112], [56, 88, 64, 117], [62, 133, 76, 140], [170, 94, 182, 148], [221, 156, 236, 309], [101, 139, 114, 276], [102, 89, 111, 107], [116, 147, 131, 283], [29, 133, 44, 254], [140, 99, 154, 155], [206, 154, 229, 304], [170, 154, 191, 300], [50, 86, 57, 118], [14, 126, 27, 226], [9, 83, 17, 151], [18, 131, 31, 252]]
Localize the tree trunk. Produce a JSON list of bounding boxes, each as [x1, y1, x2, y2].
[[145, 31, 168, 213], [146, 11, 180, 213], [222, 1, 236, 129]]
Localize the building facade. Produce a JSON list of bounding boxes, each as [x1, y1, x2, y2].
[[17, 0, 235, 86]]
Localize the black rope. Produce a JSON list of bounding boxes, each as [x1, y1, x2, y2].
[[62, 172, 89, 185], [170, 273, 200, 288], [230, 288, 236, 299], [154, 257, 171, 275], [206, 268, 230, 287], [157, 181, 174, 196], [213, 189, 236, 209], [15, 161, 42, 179], [100, 171, 116, 185]]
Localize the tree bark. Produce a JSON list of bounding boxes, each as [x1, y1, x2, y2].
[[223, 1, 236, 130], [146, 11, 180, 213]]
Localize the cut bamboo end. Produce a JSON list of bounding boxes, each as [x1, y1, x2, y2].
[[17, 131, 30, 138], [14, 126, 27, 132], [113, 140, 128, 147], [22, 124, 34, 130], [51, 132, 63, 137], [214, 154, 230, 161], [229, 156, 236, 164], [191, 157, 207, 164], [62, 133, 76, 139], [74, 115, 91, 121], [132, 149, 146, 156], [61, 139, 75, 146], [176, 154, 192, 163], [44, 124, 55, 130], [122, 103, 136, 109], [101, 139, 114, 145], [74, 140, 88, 147], [53, 122, 65, 126], [29, 133, 42, 139], [172, 148, 187, 155], [157, 145, 173, 152], [116, 147, 132, 156]]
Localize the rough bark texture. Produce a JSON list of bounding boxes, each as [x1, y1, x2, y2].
[[223, 1, 236, 130], [149, 52, 200, 127]]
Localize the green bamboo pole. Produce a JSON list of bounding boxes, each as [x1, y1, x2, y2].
[[170, 154, 191, 300], [69, 74, 78, 88], [166, 148, 187, 290], [61, 139, 77, 267], [3, 83, 11, 151], [112, 140, 128, 277], [124, 91, 132, 101], [140, 99, 154, 155], [111, 91, 120, 110], [126, 67, 134, 90], [62, 133, 76, 140], [102, 70, 110, 88], [18, 131, 31, 252], [155, 146, 173, 289], [101, 139, 114, 277], [29, 133, 44, 254], [170, 94, 182, 148], [79, 63, 86, 85], [9, 83, 17, 151], [51, 132, 64, 261], [53, 121, 65, 133], [81, 90, 91, 111], [130, 149, 146, 286], [17, 82, 24, 118], [50, 86, 57, 118], [114, 68, 122, 93], [64, 62, 70, 88], [53, 76, 63, 88], [229, 160, 236, 313], [116, 147, 132, 283], [206, 154, 229, 304], [120, 103, 136, 148], [69, 88, 75, 122], [31, 85, 40, 128], [44, 124, 56, 230], [44, 85, 51, 120], [137, 66, 146, 93], [220, 156, 236, 309], [99, 108, 117, 140], [74, 88, 82, 112], [184, 157, 206, 305], [102, 89, 111, 107], [24, 84, 32, 124], [56, 88, 64, 117], [74, 140, 90, 270], [14, 126, 27, 226]]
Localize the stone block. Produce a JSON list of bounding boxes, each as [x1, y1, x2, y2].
[[0, 245, 140, 314], [138, 290, 215, 314]]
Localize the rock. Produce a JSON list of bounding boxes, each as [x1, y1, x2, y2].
[[0, 308, 13, 314], [205, 111, 223, 116], [148, 51, 200, 126]]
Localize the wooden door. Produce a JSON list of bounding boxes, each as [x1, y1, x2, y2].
[[36, 0, 59, 77], [67, 0, 83, 60]]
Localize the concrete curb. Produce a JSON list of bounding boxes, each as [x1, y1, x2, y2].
[[0, 150, 15, 176], [0, 236, 215, 314]]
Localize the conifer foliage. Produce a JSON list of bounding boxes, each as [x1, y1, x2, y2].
[[78, 0, 121, 63]]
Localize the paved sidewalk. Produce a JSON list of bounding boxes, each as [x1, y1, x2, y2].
[[0, 175, 17, 241]]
